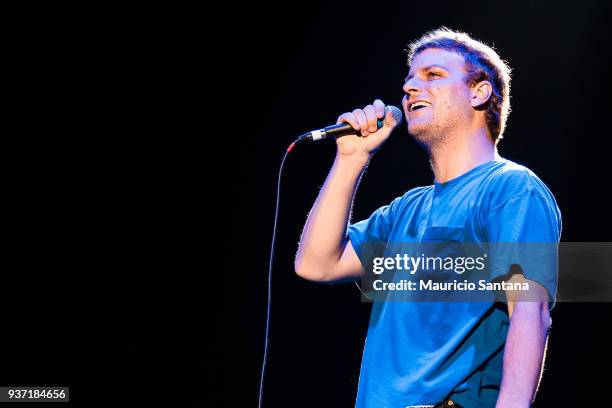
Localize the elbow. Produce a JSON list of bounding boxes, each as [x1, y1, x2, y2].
[[294, 260, 328, 282], [509, 300, 552, 334], [540, 303, 552, 333]]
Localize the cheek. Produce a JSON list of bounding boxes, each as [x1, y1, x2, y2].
[[430, 88, 454, 112], [451, 84, 472, 104], [437, 86, 471, 113]]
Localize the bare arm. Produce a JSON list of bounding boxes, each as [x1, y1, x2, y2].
[[295, 154, 367, 282], [295, 100, 399, 282], [496, 274, 551, 408]]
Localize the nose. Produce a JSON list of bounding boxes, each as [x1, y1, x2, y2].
[[403, 77, 421, 96]]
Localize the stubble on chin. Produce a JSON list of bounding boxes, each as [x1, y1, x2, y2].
[[408, 122, 448, 149], [408, 107, 465, 149]]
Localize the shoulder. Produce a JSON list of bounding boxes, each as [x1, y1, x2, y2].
[[482, 159, 559, 211], [359, 186, 432, 223], [478, 159, 562, 244], [392, 185, 433, 210], [374, 185, 433, 226], [401, 185, 433, 200]]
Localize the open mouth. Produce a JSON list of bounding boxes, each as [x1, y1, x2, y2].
[[408, 101, 432, 112]]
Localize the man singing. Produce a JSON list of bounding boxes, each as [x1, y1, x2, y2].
[[294, 28, 561, 408]]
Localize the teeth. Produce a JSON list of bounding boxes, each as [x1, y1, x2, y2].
[[410, 102, 430, 112]]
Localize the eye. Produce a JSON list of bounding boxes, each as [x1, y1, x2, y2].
[[427, 71, 442, 79]]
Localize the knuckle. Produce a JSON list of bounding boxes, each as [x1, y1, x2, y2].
[[373, 103, 384, 117], [337, 113, 352, 124]]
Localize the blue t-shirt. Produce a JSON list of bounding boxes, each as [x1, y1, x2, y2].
[[347, 158, 562, 408]]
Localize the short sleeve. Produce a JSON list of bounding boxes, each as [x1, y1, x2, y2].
[[485, 188, 562, 308], [347, 197, 401, 268]]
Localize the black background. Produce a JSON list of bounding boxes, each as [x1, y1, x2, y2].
[[228, 1, 612, 407], [3, 2, 611, 407], [5, 8, 202, 407]]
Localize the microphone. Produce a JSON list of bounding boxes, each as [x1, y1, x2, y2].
[[298, 105, 403, 142]]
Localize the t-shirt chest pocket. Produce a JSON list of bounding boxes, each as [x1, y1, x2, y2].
[[421, 226, 465, 242], [417, 226, 467, 278]]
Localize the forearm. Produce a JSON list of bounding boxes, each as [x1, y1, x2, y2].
[[295, 154, 368, 278], [496, 302, 550, 408]]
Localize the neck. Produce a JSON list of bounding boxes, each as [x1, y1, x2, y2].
[[428, 127, 500, 183]]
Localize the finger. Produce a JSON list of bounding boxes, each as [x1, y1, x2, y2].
[[364, 105, 378, 133], [384, 107, 400, 128], [353, 109, 369, 136], [373, 99, 385, 119], [337, 112, 361, 131]]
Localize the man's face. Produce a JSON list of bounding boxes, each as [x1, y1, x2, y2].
[[402, 48, 474, 145]]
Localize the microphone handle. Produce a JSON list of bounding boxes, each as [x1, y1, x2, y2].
[[301, 118, 384, 142], [324, 119, 384, 139]]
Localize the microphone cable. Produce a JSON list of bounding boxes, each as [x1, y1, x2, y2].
[[258, 137, 301, 408], [258, 107, 401, 405]]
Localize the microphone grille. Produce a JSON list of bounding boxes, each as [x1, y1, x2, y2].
[[385, 105, 403, 127]]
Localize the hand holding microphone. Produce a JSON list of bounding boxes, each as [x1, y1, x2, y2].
[[298, 100, 403, 159]]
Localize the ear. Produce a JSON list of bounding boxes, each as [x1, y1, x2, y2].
[[470, 80, 493, 108]]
